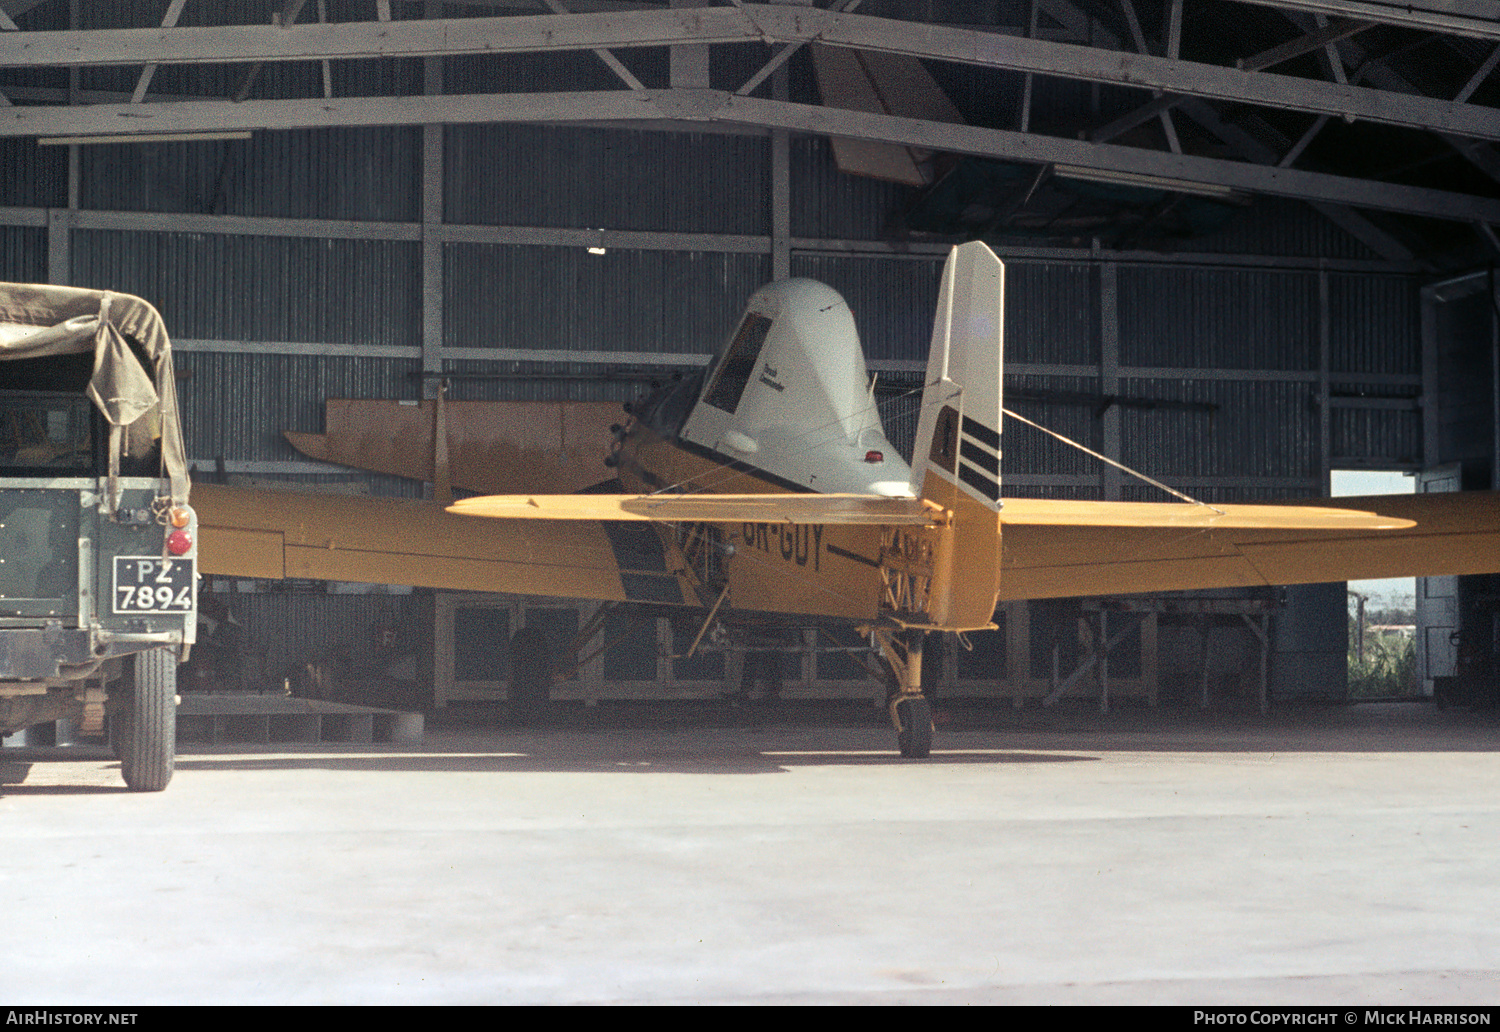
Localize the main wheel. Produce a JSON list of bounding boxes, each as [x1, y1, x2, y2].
[[508, 626, 552, 726], [117, 648, 177, 792], [895, 697, 932, 759]]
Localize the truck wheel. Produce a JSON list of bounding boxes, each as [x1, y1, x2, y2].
[[118, 648, 177, 792]]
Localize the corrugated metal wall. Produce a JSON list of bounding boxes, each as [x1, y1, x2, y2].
[[0, 138, 65, 210], [1006, 262, 1096, 366], [1432, 287, 1497, 489], [1329, 274, 1421, 376], [1119, 267, 1319, 371], [82, 129, 422, 222], [175, 352, 420, 462], [1172, 198, 1384, 262], [449, 126, 768, 235], [0, 125, 1425, 495], [1330, 407, 1422, 468], [790, 253, 941, 361], [0, 226, 46, 284], [791, 137, 912, 243], [446, 243, 767, 354], [1118, 378, 1319, 483], [1004, 374, 1100, 480], [73, 230, 421, 345]]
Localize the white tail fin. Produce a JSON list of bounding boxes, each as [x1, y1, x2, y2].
[[890, 242, 1005, 631], [908, 241, 1005, 507]]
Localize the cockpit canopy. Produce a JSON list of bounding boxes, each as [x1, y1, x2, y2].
[[680, 278, 912, 498]]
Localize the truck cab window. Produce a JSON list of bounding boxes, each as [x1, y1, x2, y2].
[[0, 392, 98, 473]]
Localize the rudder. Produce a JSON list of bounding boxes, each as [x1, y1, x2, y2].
[[905, 241, 1005, 630]]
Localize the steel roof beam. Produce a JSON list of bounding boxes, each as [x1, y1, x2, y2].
[[3, 87, 1497, 224], [1, 6, 1497, 142], [1228, 0, 1500, 44], [132, 0, 191, 105], [760, 7, 1500, 141], [1041, 0, 1418, 261], [1282, 8, 1500, 186], [543, 0, 645, 91], [712, 92, 1500, 223], [1236, 17, 1377, 72]]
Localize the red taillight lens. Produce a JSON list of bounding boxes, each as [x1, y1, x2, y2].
[[864, 450, 884, 463], [166, 529, 193, 555]]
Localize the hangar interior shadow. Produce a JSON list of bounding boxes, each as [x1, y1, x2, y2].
[[0, 742, 1099, 788], [2, 701, 1497, 794], [3, 698, 1499, 794], [410, 697, 1500, 754]]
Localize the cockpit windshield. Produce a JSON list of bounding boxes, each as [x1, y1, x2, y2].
[[703, 313, 772, 415], [634, 369, 706, 440]]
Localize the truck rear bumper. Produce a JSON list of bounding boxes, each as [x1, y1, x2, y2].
[[0, 627, 185, 681]]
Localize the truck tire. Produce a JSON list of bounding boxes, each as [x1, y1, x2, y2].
[[118, 648, 177, 792]]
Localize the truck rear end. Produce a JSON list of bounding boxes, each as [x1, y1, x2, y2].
[[1, 285, 195, 791]]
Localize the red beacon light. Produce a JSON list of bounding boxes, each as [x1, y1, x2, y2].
[[166, 529, 193, 556], [864, 450, 884, 463]]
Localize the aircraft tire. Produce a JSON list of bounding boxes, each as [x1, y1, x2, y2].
[[117, 648, 177, 792], [508, 626, 552, 725], [896, 697, 932, 759]]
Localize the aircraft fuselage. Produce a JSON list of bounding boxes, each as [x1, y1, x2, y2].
[[614, 413, 892, 623], [601, 274, 936, 627]]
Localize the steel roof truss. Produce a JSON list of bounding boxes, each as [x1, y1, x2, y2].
[[3, 88, 1495, 225], [0, 6, 1497, 144]]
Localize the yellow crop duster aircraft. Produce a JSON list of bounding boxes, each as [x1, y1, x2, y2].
[[193, 242, 1500, 756]]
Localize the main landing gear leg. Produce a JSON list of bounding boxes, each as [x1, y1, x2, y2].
[[877, 629, 932, 759]]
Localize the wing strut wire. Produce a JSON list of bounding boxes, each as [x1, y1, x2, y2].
[[1000, 405, 1226, 515]]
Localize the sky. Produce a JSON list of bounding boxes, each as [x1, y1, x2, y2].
[[1331, 469, 1416, 610]]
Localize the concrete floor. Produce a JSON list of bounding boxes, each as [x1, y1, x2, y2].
[[3, 701, 1500, 1005]]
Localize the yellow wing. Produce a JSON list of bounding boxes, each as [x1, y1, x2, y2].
[[995, 498, 1412, 530], [192, 483, 693, 605], [196, 482, 1500, 608], [448, 493, 1414, 529], [448, 492, 938, 525], [999, 492, 1500, 600]]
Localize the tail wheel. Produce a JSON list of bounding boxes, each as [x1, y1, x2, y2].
[[117, 648, 177, 792], [895, 697, 932, 759]]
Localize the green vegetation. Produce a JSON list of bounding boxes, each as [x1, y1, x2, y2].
[[1348, 606, 1419, 698]]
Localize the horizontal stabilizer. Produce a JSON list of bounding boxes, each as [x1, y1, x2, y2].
[[997, 499, 1414, 531], [449, 493, 938, 526]]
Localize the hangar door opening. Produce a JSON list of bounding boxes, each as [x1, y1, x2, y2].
[[1415, 464, 1462, 697], [1332, 469, 1418, 698]]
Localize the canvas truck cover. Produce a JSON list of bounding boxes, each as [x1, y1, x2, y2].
[[0, 282, 188, 505]]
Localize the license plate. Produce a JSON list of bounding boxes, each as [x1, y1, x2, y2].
[[112, 556, 195, 615]]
